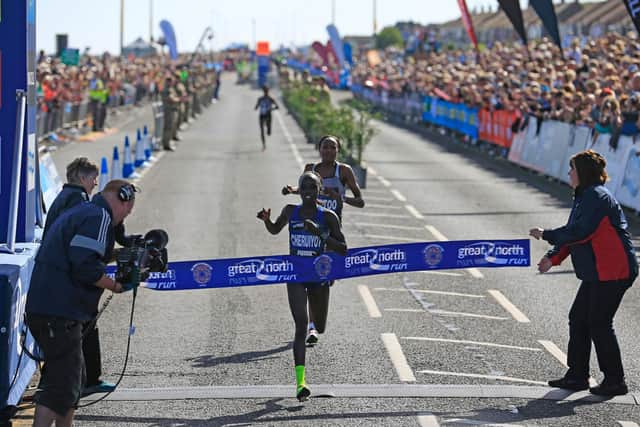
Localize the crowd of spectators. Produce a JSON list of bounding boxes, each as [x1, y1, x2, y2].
[[36, 51, 221, 135], [350, 32, 640, 137]]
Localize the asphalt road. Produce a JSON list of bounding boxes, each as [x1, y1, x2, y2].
[[41, 75, 640, 426]]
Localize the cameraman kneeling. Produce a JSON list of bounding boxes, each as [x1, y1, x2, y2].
[[25, 179, 137, 427]]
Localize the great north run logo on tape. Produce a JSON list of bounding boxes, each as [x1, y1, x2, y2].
[[344, 247, 408, 273], [423, 244, 444, 268], [191, 262, 213, 286], [313, 254, 333, 279], [226, 258, 296, 284], [457, 241, 527, 267]]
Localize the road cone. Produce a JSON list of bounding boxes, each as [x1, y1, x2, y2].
[[143, 125, 153, 161], [122, 136, 135, 178], [99, 157, 109, 191], [134, 129, 146, 168], [111, 146, 122, 180]]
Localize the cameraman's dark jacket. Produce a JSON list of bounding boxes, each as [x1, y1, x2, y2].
[[26, 194, 116, 321], [543, 184, 638, 284], [42, 183, 89, 240], [43, 184, 134, 247]]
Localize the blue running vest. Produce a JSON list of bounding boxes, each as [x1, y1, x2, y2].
[[289, 205, 328, 257]]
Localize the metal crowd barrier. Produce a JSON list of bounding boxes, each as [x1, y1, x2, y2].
[[35, 94, 138, 142]]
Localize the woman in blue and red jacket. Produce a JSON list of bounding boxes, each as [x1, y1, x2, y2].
[[530, 149, 638, 396]]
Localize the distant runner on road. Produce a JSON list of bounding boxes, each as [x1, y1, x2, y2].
[[254, 86, 279, 150]]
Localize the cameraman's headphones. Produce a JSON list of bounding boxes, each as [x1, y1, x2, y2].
[[118, 183, 138, 202]]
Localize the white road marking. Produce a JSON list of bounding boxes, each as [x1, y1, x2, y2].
[[377, 176, 392, 187], [417, 369, 546, 385], [348, 211, 412, 219], [346, 222, 423, 231], [488, 290, 530, 323], [443, 419, 520, 426], [538, 340, 598, 387], [429, 309, 509, 321], [405, 204, 424, 219], [465, 268, 485, 279], [384, 308, 508, 320], [618, 422, 640, 427], [391, 189, 407, 202], [402, 337, 542, 352], [360, 234, 426, 243], [359, 196, 394, 202], [358, 285, 382, 318], [367, 165, 378, 175], [423, 225, 484, 278], [537, 340, 568, 368], [359, 203, 404, 210], [373, 288, 485, 298], [424, 225, 448, 241], [418, 271, 465, 277], [131, 151, 166, 184], [381, 333, 416, 382], [417, 413, 440, 427], [275, 112, 304, 168]]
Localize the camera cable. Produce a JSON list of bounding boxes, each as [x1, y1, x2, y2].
[[77, 287, 138, 407]]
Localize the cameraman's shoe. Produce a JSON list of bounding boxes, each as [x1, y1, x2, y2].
[[590, 380, 628, 396], [547, 377, 589, 391], [82, 380, 116, 396]]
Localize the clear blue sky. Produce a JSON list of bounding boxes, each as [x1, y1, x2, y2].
[[37, 0, 500, 54]]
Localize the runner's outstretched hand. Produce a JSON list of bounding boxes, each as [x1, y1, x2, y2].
[[257, 208, 271, 222]]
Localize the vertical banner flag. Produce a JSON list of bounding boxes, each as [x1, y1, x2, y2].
[[457, 0, 478, 49], [159, 20, 178, 60], [326, 24, 346, 69], [343, 42, 353, 67], [311, 41, 330, 68], [622, 0, 640, 34], [497, 0, 528, 46], [530, 0, 562, 51]]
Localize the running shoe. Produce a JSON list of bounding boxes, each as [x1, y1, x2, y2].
[[306, 329, 319, 345], [296, 385, 311, 402]]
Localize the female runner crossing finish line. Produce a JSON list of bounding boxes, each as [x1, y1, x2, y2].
[[282, 135, 364, 345], [258, 172, 347, 401]]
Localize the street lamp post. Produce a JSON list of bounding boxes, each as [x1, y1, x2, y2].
[[373, 0, 377, 35], [331, 0, 335, 24], [120, 0, 124, 55], [149, 0, 154, 42]]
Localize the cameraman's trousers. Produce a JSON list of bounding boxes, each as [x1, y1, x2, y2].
[[82, 325, 102, 387]]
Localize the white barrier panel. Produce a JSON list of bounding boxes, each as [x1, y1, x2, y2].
[[39, 152, 63, 213], [616, 143, 640, 212], [589, 133, 634, 195], [505, 117, 639, 212], [507, 130, 527, 165], [539, 121, 573, 179], [518, 117, 545, 173], [558, 126, 591, 184]]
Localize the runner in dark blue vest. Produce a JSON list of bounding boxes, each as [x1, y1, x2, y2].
[[254, 85, 279, 150], [258, 172, 346, 401], [282, 135, 364, 343]]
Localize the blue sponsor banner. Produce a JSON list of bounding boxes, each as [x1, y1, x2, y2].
[[107, 240, 530, 291], [421, 96, 478, 139]]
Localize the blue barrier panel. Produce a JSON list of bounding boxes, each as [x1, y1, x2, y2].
[[1, 244, 39, 410], [422, 96, 434, 123]]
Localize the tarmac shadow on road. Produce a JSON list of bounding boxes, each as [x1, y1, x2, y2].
[[185, 343, 292, 368], [513, 392, 607, 423]]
